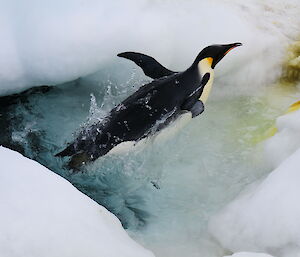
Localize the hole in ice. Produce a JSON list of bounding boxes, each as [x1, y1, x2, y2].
[[0, 63, 294, 256]]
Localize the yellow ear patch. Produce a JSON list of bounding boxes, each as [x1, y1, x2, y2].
[[205, 57, 213, 66]]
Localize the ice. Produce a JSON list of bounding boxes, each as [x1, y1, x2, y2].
[[264, 108, 300, 168], [0, 146, 154, 257], [224, 253, 274, 257], [0, 0, 300, 95], [209, 147, 300, 257], [209, 101, 300, 257]]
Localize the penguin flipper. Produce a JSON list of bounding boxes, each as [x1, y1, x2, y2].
[[117, 52, 176, 79], [190, 100, 205, 118], [181, 97, 205, 118]]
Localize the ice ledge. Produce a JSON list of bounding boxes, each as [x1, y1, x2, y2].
[[0, 146, 154, 257], [224, 253, 274, 257], [209, 146, 300, 257]]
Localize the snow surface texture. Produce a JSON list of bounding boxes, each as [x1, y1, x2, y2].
[[264, 108, 300, 168], [209, 146, 300, 257], [0, 0, 300, 95], [0, 146, 154, 257], [224, 253, 274, 257]]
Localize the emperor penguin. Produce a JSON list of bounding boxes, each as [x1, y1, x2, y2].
[[56, 43, 242, 168]]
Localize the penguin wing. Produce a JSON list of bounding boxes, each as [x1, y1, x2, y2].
[[181, 94, 205, 118], [181, 73, 210, 117], [117, 52, 176, 79]]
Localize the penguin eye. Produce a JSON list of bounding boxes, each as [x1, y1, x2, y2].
[[201, 73, 210, 86]]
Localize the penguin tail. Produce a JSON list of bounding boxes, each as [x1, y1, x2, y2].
[[55, 144, 76, 157], [68, 152, 90, 171]]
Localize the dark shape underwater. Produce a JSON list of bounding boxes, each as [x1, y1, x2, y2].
[[56, 43, 242, 168]]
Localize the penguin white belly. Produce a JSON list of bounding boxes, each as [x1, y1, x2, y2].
[[198, 57, 215, 103], [107, 140, 140, 155], [107, 112, 192, 156], [200, 72, 214, 103], [153, 112, 192, 142]]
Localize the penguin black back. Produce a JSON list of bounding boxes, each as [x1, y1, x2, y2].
[[56, 43, 242, 168]]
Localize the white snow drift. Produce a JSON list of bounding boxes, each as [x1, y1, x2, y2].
[[264, 108, 300, 168], [0, 0, 300, 95], [0, 146, 154, 257], [209, 107, 300, 257], [209, 145, 300, 257], [224, 253, 274, 257]]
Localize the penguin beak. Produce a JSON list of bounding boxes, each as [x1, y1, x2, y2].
[[224, 42, 242, 55], [212, 42, 242, 68]]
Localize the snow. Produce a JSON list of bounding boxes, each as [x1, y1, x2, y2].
[[209, 146, 300, 257], [264, 108, 300, 168], [0, 0, 300, 96], [0, 146, 154, 257], [224, 253, 274, 257]]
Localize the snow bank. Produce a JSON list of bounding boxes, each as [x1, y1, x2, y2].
[[209, 147, 300, 257], [264, 108, 300, 168], [224, 253, 274, 257], [0, 146, 154, 257], [0, 0, 300, 95]]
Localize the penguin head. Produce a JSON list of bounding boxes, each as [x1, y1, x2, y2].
[[194, 42, 242, 69]]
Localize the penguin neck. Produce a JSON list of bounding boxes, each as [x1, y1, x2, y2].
[[197, 57, 215, 103]]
